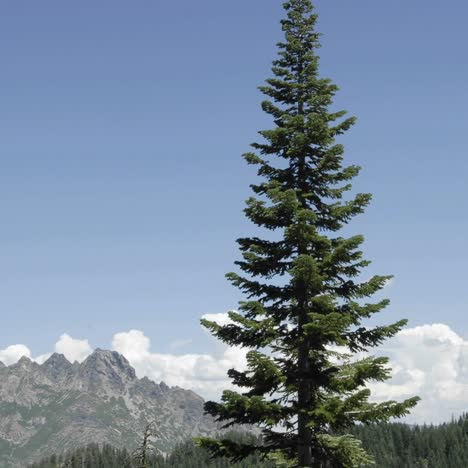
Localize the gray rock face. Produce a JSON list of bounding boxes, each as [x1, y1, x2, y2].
[[41, 353, 73, 381], [0, 350, 219, 467]]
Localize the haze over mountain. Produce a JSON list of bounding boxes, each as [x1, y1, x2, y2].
[[0, 349, 219, 467]]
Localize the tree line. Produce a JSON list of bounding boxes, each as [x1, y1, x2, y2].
[[29, 417, 468, 468], [354, 416, 468, 468], [28, 433, 275, 468]]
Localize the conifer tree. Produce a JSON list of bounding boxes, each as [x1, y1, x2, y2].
[[197, 1, 419, 467]]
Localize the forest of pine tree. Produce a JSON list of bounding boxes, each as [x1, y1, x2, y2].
[[28, 433, 275, 468], [352, 417, 468, 468], [29, 418, 468, 468]]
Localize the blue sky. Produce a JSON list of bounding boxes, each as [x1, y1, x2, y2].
[[1, 0, 468, 363]]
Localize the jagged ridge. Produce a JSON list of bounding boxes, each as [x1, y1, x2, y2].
[[0, 349, 219, 467]]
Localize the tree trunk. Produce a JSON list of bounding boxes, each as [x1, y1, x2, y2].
[[297, 306, 314, 467]]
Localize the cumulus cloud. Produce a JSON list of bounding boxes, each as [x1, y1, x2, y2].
[[111, 329, 247, 400], [0, 344, 32, 366], [0, 333, 93, 366], [370, 323, 468, 423], [3, 319, 468, 423], [34, 353, 52, 365], [54, 333, 93, 363]]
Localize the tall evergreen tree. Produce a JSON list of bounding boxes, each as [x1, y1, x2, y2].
[[197, 1, 419, 467]]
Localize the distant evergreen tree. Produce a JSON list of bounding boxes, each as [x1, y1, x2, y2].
[[197, 1, 418, 466]]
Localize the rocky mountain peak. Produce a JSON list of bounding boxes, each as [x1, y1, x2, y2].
[[43, 352, 70, 367], [41, 353, 73, 380], [9, 356, 38, 372], [74, 348, 137, 393], [83, 349, 136, 377], [0, 348, 219, 467], [18, 355, 32, 364]]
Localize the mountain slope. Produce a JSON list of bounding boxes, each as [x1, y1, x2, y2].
[[0, 349, 219, 467]]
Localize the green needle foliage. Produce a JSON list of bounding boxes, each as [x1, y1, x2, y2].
[[197, 1, 419, 467]]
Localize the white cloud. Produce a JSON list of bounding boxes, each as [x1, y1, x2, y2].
[[3, 319, 468, 424], [111, 328, 247, 400], [54, 333, 93, 363], [35, 353, 52, 365], [0, 333, 92, 366], [370, 323, 468, 423], [0, 344, 32, 366]]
